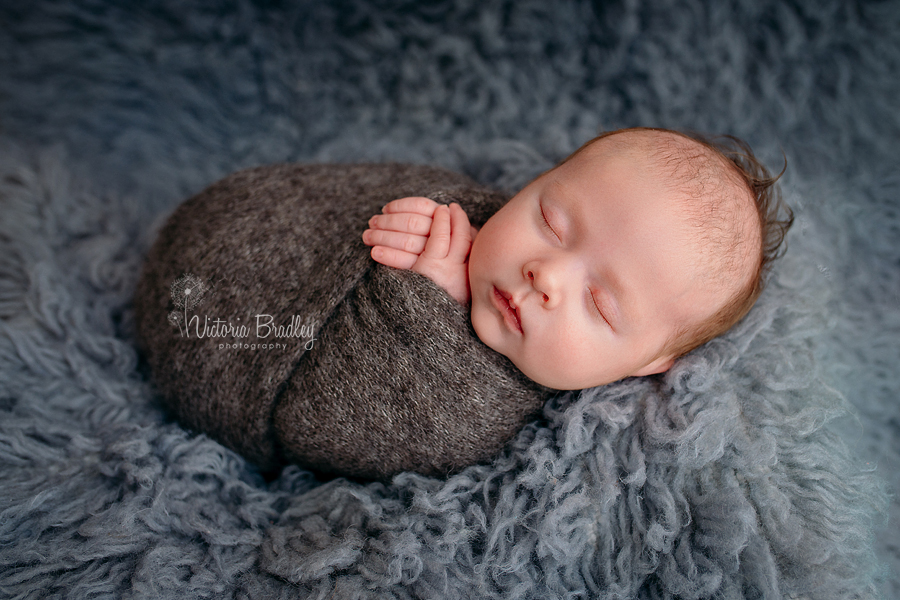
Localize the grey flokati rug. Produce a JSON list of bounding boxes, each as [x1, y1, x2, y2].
[[0, 1, 896, 598]]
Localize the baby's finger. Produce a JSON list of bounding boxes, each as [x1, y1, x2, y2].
[[447, 203, 474, 261], [421, 204, 451, 259], [362, 228, 428, 255], [381, 197, 439, 218], [369, 245, 419, 270], [368, 212, 432, 236]]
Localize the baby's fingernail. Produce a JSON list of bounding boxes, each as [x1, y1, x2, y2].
[[369, 216, 377, 226]]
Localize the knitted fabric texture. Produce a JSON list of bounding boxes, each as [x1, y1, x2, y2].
[[134, 163, 549, 478]]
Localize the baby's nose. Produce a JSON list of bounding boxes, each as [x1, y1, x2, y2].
[[527, 270, 551, 303], [527, 267, 566, 308]]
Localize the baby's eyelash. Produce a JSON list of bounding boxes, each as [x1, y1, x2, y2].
[[589, 290, 611, 327], [540, 204, 560, 239]]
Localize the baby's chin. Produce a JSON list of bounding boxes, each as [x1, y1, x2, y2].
[[472, 315, 614, 390], [507, 358, 613, 391]]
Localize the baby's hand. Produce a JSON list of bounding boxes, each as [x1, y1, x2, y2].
[[362, 196, 474, 305]]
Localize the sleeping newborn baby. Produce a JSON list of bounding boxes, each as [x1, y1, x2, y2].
[[365, 127, 785, 389], [135, 127, 790, 479]]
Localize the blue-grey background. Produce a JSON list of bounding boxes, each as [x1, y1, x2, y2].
[[1, 1, 897, 597]]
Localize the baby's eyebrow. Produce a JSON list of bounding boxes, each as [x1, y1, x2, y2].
[[544, 179, 574, 234], [550, 177, 567, 197]]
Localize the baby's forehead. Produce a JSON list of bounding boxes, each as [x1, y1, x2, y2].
[[584, 131, 752, 217], [580, 130, 760, 282]]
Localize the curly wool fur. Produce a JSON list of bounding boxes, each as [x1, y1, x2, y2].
[[0, 0, 895, 598]]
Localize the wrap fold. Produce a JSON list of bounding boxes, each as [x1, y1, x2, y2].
[[134, 163, 550, 479]]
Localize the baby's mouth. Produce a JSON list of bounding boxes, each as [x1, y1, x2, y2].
[[493, 286, 523, 334]]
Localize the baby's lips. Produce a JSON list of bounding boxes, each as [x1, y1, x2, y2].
[[493, 286, 524, 334], [510, 299, 524, 333], [504, 293, 522, 326]]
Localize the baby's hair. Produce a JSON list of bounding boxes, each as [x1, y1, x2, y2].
[[564, 127, 794, 360]]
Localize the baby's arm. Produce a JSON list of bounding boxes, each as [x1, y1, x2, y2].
[[362, 197, 474, 305]]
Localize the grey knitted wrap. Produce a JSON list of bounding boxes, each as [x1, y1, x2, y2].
[[134, 163, 550, 479]]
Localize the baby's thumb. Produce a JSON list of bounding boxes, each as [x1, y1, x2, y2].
[[422, 204, 452, 258], [447, 203, 473, 261]]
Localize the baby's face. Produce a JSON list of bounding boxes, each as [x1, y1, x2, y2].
[[468, 135, 729, 389]]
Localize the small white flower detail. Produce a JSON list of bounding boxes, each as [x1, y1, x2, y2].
[[169, 273, 212, 337], [171, 273, 209, 310], [167, 310, 184, 337]]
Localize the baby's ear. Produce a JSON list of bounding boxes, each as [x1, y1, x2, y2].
[[632, 355, 675, 377]]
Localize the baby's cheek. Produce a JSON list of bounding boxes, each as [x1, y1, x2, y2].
[[529, 332, 600, 389]]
